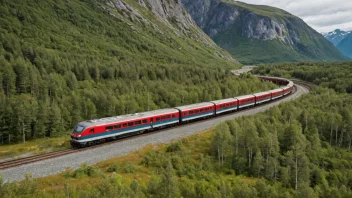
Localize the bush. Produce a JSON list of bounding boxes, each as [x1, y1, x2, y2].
[[107, 164, 120, 173], [72, 163, 102, 178], [123, 162, 137, 174], [140, 150, 167, 168], [166, 141, 183, 153]]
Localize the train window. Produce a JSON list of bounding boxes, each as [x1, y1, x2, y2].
[[90, 128, 94, 133], [106, 126, 113, 131], [156, 117, 160, 121], [195, 110, 199, 113], [128, 122, 133, 126], [200, 109, 204, 112], [167, 115, 171, 118], [162, 116, 166, 119], [189, 111, 193, 114], [114, 124, 121, 129], [226, 104, 229, 107], [172, 114, 176, 118], [135, 121, 141, 125], [142, 119, 147, 123], [123, 123, 127, 127]]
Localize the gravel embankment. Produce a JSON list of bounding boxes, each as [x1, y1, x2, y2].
[[1, 84, 309, 183]]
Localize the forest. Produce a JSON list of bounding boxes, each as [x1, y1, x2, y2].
[[0, 0, 279, 144], [255, 62, 352, 93], [1, 63, 352, 197]]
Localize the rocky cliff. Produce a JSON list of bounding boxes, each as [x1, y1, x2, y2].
[[105, 0, 235, 61], [181, 0, 347, 64]]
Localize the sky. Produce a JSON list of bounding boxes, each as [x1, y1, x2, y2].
[[238, 0, 352, 33]]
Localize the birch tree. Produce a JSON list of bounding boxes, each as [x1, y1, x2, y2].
[[212, 122, 233, 167]]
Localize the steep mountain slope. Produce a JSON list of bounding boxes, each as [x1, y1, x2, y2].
[[181, 0, 348, 64], [0, 0, 236, 68], [322, 29, 352, 46], [0, 0, 258, 143], [337, 33, 352, 59]]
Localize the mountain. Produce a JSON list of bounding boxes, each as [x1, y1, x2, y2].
[[180, 0, 348, 64], [336, 33, 352, 59], [0, 0, 245, 143], [0, 0, 237, 70], [322, 29, 352, 46]]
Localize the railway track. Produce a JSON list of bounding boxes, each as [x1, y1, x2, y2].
[[0, 149, 78, 170], [0, 80, 311, 171], [291, 80, 314, 91]]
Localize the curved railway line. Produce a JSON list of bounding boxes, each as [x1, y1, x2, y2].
[[0, 80, 312, 171]]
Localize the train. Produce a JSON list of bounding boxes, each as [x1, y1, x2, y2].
[[70, 76, 294, 147]]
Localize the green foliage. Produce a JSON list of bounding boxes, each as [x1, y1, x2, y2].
[[255, 62, 352, 93], [0, 173, 37, 198], [221, 0, 295, 19], [0, 0, 281, 145], [166, 141, 184, 153], [72, 163, 102, 178], [106, 163, 120, 173], [211, 122, 232, 167], [6, 72, 352, 198], [122, 162, 137, 174]]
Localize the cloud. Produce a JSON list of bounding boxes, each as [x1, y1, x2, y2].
[[238, 0, 352, 32]]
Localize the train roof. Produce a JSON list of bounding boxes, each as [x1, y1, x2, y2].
[[210, 98, 238, 105], [287, 81, 294, 87], [253, 91, 272, 96], [235, 94, 255, 100], [270, 88, 284, 92], [174, 102, 214, 111], [78, 108, 179, 127], [283, 85, 293, 90]]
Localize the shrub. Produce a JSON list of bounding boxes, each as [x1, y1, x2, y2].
[[171, 155, 184, 170], [72, 163, 102, 178], [166, 141, 183, 153], [107, 164, 120, 173], [123, 162, 137, 174]]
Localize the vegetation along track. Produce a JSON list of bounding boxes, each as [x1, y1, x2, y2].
[[0, 79, 311, 171], [291, 80, 314, 91]]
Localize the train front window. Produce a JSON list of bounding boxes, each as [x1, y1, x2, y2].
[[74, 125, 85, 134]]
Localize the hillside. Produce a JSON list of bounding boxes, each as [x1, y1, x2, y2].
[[0, 0, 283, 144], [337, 33, 352, 59], [0, 0, 237, 69], [181, 0, 348, 64]]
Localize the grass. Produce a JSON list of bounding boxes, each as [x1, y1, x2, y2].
[[0, 136, 71, 161], [31, 128, 258, 195], [221, 0, 296, 19]]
